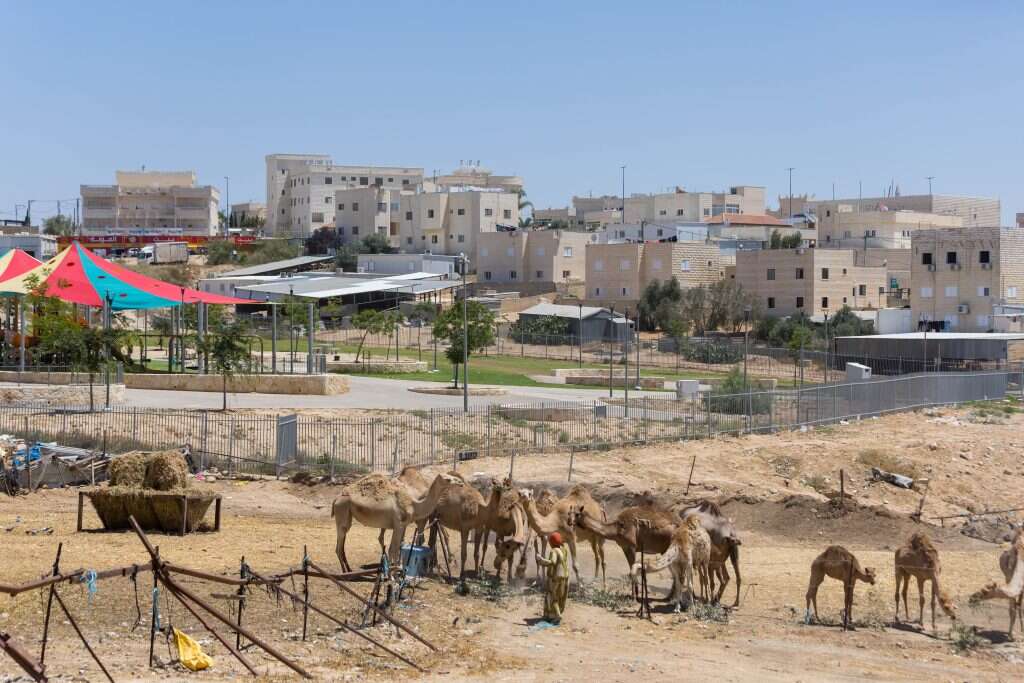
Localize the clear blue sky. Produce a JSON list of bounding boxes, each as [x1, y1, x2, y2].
[[2, 1, 1022, 224]]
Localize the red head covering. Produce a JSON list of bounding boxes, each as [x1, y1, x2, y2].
[[548, 532, 563, 547]]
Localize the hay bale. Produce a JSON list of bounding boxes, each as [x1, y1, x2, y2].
[[143, 450, 190, 491], [108, 452, 150, 488]]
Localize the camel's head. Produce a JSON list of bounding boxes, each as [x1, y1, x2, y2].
[[862, 567, 877, 585], [938, 590, 958, 621], [518, 488, 535, 501], [725, 517, 742, 546]]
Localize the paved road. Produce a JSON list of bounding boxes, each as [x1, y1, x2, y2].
[[94, 376, 668, 410]]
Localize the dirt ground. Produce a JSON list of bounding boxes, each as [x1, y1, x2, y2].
[[3, 402, 1024, 681]]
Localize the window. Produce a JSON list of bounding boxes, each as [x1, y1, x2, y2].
[[680, 260, 691, 272], [457, 234, 465, 243], [651, 258, 663, 270], [484, 271, 492, 280], [484, 208, 493, 217], [338, 226, 345, 235], [796, 296, 804, 309], [563, 247, 573, 257], [374, 177, 383, 186], [405, 211, 412, 220], [387, 177, 393, 183], [562, 270, 571, 278], [312, 212, 324, 223], [980, 250, 991, 264], [457, 208, 465, 216], [766, 268, 776, 281], [359, 177, 368, 185], [402, 179, 410, 186], [676, 209, 685, 216], [842, 268, 847, 275], [944, 286, 958, 298], [843, 297, 847, 304], [978, 286, 990, 297], [703, 208, 710, 216], [1008, 286, 1019, 298], [352, 202, 359, 211], [324, 196, 331, 203], [352, 226, 360, 235], [377, 202, 386, 213], [920, 286, 933, 298], [406, 237, 412, 245], [338, 203, 344, 210], [594, 287, 602, 296], [427, 209, 435, 219], [390, 202, 399, 212], [431, 235, 438, 244], [944, 314, 959, 329], [795, 267, 804, 279], [536, 270, 544, 279], [659, 209, 666, 216], [503, 209, 512, 219], [767, 297, 776, 309], [821, 297, 829, 309], [922, 252, 933, 265], [594, 259, 604, 272], [619, 259, 631, 271], [510, 270, 518, 280], [821, 268, 829, 280], [858, 284, 866, 296], [325, 176, 333, 185], [657, 228, 664, 237], [946, 251, 958, 265], [879, 286, 886, 294], [621, 287, 630, 296]]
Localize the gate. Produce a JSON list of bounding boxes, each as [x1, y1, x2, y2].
[[275, 414, 299, 475]]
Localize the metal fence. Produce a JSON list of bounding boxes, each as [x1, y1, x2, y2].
[[2, 370, 1019, 479]]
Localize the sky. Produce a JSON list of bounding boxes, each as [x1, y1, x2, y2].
[[2, 1, 1022, 225]]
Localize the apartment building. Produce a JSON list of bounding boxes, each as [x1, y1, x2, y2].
[[80, 171, 220, 236], [533, 206, 582, 229], [910, 226, 1024, 332], [568, 185, 765, 230], [816, 207, 963, 248], [801, 194, 1000, 229], [475, 229, 594, 285], [585, 240, 721, 308], [735, 248, 888, 319], [432, 162, 523, 194], [230, 202, 265, 225], [265, 154, 423, 236], [334, 186, 519, 258], [1016, 213, 1023, 229]]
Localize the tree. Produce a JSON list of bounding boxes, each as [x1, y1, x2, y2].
[[206, 240, 235, 265], [432, 301, 496, 387], [198, 319, 251, 410], [509, 314, 569, 343], [516, 189, 533, 228], [306, 227, 337, 255], [351, 309, 390, 362], [43, 215, 75, 237], [361, 232, 393, 254], [334, 233, 394, 271], [769, 229, 803, 249], [707, 280, 762, 332], [637, 278, 683, 331]]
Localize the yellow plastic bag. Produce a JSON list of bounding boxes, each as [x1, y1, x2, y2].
[[173, 627, 213, 671]]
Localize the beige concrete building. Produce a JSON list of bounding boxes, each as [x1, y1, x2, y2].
[[1016, 212, 1023, 229], [799, 194, 1000, 229], [230, 201, 265, 225], [585, 240, 722, 308], [816, 207, 962, 248], [432, 162, 523, 194], [334, 186, 519, 259], [265, 154, 423, 236], [735, 248, 888, 318], [80, 171, 220, 236], [475, 229, 594, 285], [910, 226, 1024, 331], [569, 185, 766, 230]]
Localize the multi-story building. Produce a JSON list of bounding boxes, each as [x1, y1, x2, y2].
[[800, 194, 1000, 229], [1016, 212, 1023, 229], [569, 185, 765, 230], [230, 202, 266, 226], [910, 226, 1024, 332], [585, 240, 722, 308], [432, 162, 523, 194], [80, 171, 220, 236], [816, 207, 962, 248], [532, 206, 583, 229], [735, 248, 888, 319], [265, 153, 423, 236], [334, 186, 519, 259], [475, 229, 594, 286]]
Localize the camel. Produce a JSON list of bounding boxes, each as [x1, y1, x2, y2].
[[529, 489, 560, 581], [680, 500, 742, 606], [521, 485, 609, 585], [332, 472, 459, 572], [428, 474, 504, 579], [805, 545, 877, 631], [577, 503, 678, 571], [894, 532, 957, 631], [631, 517, 711, 612], [969, 528, 1024, 639], [519, 489, 584, 584], [477, 478, 529, 580]]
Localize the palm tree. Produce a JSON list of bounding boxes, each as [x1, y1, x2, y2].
[[517, 188, 534, 228]]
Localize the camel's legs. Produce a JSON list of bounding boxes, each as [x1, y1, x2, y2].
[[334, 501, 353, 572], [1010, 598, 1019, 640], [916, 575, 926, 625], [929, 579, 937, 631], [805, 569, 824, 623], [893, 571, 903, 623], [567, 534, 582, 585], [843, 580, 855, 631], [478, 526, 491, 576], [714, 563, 730, 604], [594, 539, 607, 588], [729, 544, 741, 608], [459, 530, 469, 580], [377, 528, 388, 555], [387, 523, 406, 567]]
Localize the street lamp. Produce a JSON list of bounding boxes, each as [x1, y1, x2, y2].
[[624, 308, 630, 413], [823, 312, 830, 384], [224, 176, 230, 238], [577, 302, 583, 369], [608, 305, 615, 398], [744, 305, 752, 428], [461, 253, 469, 413]]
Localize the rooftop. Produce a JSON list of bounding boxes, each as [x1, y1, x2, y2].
[[520, 303, 624, 320], [221, 255, 334, 278], [704, 213, 788, 226], [837, 332, 1024, 341]]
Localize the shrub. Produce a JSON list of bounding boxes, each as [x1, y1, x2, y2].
[[710, 367, 771, 415]]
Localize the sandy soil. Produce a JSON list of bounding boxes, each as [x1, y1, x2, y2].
[[2, 403, 1024, 681]]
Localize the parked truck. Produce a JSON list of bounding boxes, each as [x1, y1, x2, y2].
[[139, 241, 189, 264]]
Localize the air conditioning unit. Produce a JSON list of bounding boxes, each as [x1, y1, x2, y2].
[[950, 263, 962, 270], [926, 264, 936, 272], [957, 303, 970, 314], [981, 262, 993, 270]]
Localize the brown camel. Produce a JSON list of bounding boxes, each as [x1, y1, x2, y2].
[[430, 474, 504, 579], [520, 489, 585, 584], [577, 503, 678, 571], [631, 516, 711, 612], [680, 500, 742, 606], [477, 478, 528, 579], [529, 489, 560, 580], [894, 532, 957, 631], [970, 528, 1024, 639], [805, 545, 877, 630], [332, 472, 459, 571]]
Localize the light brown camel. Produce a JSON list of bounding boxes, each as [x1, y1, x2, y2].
[[519, 489, 583, 584], [805, 545, 877, 631], [529, 489, 560, 580], [332, 472, 459, 571], [429, 474, 508, 579], [680, 500, 742, 606], [477, 478, 528, 580], [577, 503, 678, 570], [522, 485, 609, 585], [970, 528, 1024, 639], [894, 532, 957, 631], [631, 516, 712, 612]]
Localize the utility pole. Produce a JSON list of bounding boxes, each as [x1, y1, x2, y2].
[[620, 165, 626, 224], [608, 305, 615, 398], [926, 176, 935, 196], [224, 176, 230, 237], [786, 168, 795, 219], [578, 302, 583, 369], [461, 253, 469, 412]]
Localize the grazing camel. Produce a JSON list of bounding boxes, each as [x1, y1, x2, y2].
[[520, 489, 584, 584], [894, 532, 957, 631], [970, 528, 1024, 639], [631, 516, 711, 612], [805, 545, 877, 631], [332, 472, 459, 571], [577, 503, 678, 570], [478, 479, 528, 580], [680, 500, 742, 606]]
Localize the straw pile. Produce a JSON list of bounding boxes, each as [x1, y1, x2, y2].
[[143, 450, 190, 491], [108, 452, 150, 488]]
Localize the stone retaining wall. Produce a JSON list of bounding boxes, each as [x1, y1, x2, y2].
[[0, 382, 126, 405], [125, 373, 349, 395], [552, 369, 666, 389], [327, 360, 428, 374]]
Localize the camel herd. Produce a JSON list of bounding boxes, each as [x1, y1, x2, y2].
[[330, 466, 1024, 639]]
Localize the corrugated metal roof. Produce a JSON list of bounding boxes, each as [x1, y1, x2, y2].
[[520, 303, 618, 319], [222, 255, 334, 277]]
